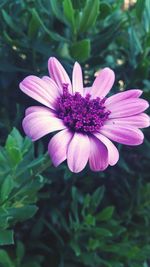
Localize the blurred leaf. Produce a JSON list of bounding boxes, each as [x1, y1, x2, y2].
[[0, 175, 15, 202], [78, 0, 99, 33], [1, 9, 24, 35], [16, 241, 25, 263], [99, 3, 112, 19], [70, 39, 91, 61], [0, 249, 14, 267], [28, 9, 41, 38], [50, 0, 64, 21], [63, 0, 75, 32], [0, 230, 14, 246], [90, 186, 105, 211], [136, 0, 145, 21], [27, 8, 68, 42], [96, 206, 115, 221]]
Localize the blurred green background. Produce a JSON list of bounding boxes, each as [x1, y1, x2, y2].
[[0, 0, 150, 266]]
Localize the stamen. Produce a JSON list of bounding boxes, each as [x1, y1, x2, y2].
[[56, 84, 110, 133]]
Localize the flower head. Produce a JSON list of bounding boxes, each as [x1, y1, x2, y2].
[[20, 57, 149, 173]]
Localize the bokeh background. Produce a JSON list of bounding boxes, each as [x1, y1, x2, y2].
[[0, 0, 150, 266]]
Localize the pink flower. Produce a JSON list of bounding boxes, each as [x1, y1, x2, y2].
[[20, 57, 149, 173]]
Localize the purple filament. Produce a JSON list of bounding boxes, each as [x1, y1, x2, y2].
[[56, 84, 111, 133]]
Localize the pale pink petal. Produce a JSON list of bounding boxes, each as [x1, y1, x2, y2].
[[106, 113, 150, 128], [105, 89, 143, 106], [90, 68, 115, 98], [67, 133, 90, 173], [108, 98, 149, 118], [72, 62, 84, 95], [22, 111, 66, 141], [48, 129, 73, 167], [94, 133, 119, 166], [20, 75, 59, 110], [42, 75, 60, 92], [83, 86, 92, 96], [89, 136, 109, 171], [48, 57, 72, 94], [100, 125, 144, 145], [25, 106, 56, 116]]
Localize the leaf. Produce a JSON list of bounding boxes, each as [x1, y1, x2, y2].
[[94, 227, 112, 237], [91, 186, 105, 210], [70, 240, 81, 256], [0, 230, 14, 246], [0, 249, 14, 267], [99, 3, 112, 19], [128, 27, 143, 57], [136, 0, 145, 21], [69, 39, 91, 62], [88, 238, 100, 251], [5, 128, 23, 166], [16, 241, 25, 262], [63, 0, 75, 32], [71, 186, 79, 222], [0, 175, 15, 202], [78, 0, 99, 33], [28, 9, 41, 38], [85, 214, 96, 226], [96, 206, 115, 221], [1, 9, 24, 35], [50, 0, 64, 21], [5, 205, 38, 224], [27, 8, 68, 42]]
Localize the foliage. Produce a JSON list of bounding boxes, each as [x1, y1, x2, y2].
[[0, 0, 150, 266]]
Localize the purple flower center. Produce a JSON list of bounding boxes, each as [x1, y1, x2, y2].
[[56, 84, 111, 133]]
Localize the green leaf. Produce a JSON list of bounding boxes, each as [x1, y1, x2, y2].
[[90, 186, 105, 210], [0, 249, 14, 267], [1, 9, 24, 35], [70, 241, 81, 256], [63, 0, 75, 32], [0, 175, 15, 202], [94, 227, 112, 237], [69, 39, 91, 62], [16, 241, 25, 262], [88, 238, 100, 251], [5, 128, 23, 166], [27, 8, 67, 42], [85, 214, 96, 226], [71, 186, 79, 222], [3, 206, 38, 224], [0, 230, 14, 246], [50, 0, 64, 21], [99, 3, 112, 19], [96, 206, 115, 221], [28, 9, 41, 38], [78, 0, 99, 33], [136, 0, 145, 21]]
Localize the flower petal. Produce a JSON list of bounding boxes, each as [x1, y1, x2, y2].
[[83, 86, 92, 96], [89, 136, 109, 171], [48, 129, 73, 167], [48, 57, 72, 94], [106, 113, 150, 128], [94, 133, 119, 166], [108, 98, 149, 118], [42, 75, 60, 92], [105, 89, 143, 106], [100, 125, 144, 145], [90, 68, 115, 98], [25, 106, 56, 116], [72, 62, 84, 95], [67, 133, 90, 173], [19, 75, 59, 110], [23, 108, 66, 141]]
